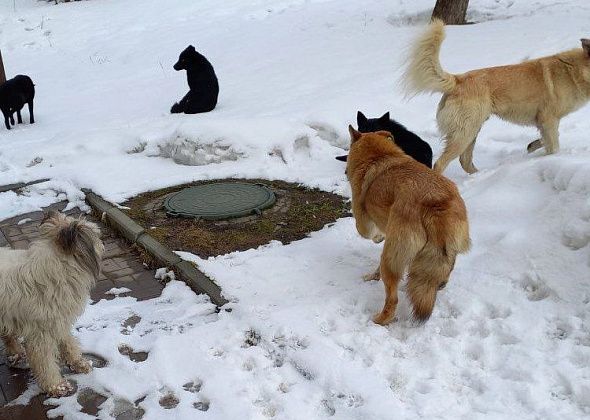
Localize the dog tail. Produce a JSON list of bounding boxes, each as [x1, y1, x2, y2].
[[402, 18, 457, 96], [406, 217, 470, 322]]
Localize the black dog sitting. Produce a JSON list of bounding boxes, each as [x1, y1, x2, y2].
[[336, 111, 432, 168], [171, 45, 219, 114], [0, 75, 35, 130]]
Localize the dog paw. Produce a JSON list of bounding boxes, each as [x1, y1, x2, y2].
[[362, 269, 380, 282], [527, 139, 542, 153], [7, 352, 28, 369], [47, 379, 75, 397], [170, 103, 182, 113], [373, 313, 393, 326], [69, 358, 92, 374], [371, 233, 385, 244]]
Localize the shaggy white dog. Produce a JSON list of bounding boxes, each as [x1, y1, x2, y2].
[[0, 211, 104, 397]]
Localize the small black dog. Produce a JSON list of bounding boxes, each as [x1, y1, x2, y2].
[[171, 45, 219, 114], [336, 111, 432, 168], [0, 75, 35, 130]]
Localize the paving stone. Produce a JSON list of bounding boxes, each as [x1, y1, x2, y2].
[[4, 227, 21, 238], [77, 387, 108, 416], [110, 268, 137, 279], [0, 231, 8, 248], [11, 240, 30, 250]]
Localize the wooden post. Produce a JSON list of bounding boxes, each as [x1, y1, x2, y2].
[[0, 50, 5, 84], [432, 0, 470, 25]]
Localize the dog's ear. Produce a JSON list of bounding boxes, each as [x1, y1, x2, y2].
[[188, 45, 196, 51], [582, 39, 590, 57], [348, 125, 362, 143], [335, 155, 348, 162], [56, 221, 80, 255], [357, 111, 368, 127], [56, 219, 103, 278], [379, 112, 390, 122]]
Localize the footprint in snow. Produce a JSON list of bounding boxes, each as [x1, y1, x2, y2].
[[118, 344, 148, 362], [158, 390, 179, 409], [520, 273, 553, 301]]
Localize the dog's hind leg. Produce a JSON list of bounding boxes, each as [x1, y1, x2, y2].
[[434, 97, 488, 174], [407, 247, 456, 322], [2, 334, 26, 368], [363, 265, 381, 281], [28, 101, 34, 124], [373, 215, 426, 325], [3, 112, 11, 130], [16, 109, 23, 124], [459, 139, 479, 174], [59, 333, 92, 374], [24, 331, 73, 397], [527, 138, 543, 153]]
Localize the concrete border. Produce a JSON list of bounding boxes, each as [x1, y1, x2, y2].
[[0, 178, 51, 194], [82, 189, 228, 307]]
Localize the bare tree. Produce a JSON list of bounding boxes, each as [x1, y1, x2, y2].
[[432, 0, 469, 25], [0, 50, 5, 84]]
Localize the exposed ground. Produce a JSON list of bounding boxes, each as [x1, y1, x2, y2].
[[123, 179, 349, 257]]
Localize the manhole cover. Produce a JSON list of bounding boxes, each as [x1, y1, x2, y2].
[[164, 182, 276, 220]]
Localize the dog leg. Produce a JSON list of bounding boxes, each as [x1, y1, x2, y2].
[[372, 221, 426, 325], [407, 248, 456, 322], [28, 101, 34, 124], [9, 114, 15, 126], [373, 252, 401, 326], [17, 109, 23, 124], [59, 334, 92, 374], [2, 334, 27, 368], [4, 113, 10, 130], [171, 92, 190, 114], [24, 332, 73, 397], [538, 119, 560, 154], [459, 139, 478, 174], [527, 138, 543, 153], [435, 98, 488, 174], [363, 265, 381, 281]]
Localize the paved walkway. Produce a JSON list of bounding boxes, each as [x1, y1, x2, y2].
[[0, 201, 164, 420]]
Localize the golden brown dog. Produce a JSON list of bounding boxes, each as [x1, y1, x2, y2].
[[403, 19, 590, 174], [346, 126, 470, 325]]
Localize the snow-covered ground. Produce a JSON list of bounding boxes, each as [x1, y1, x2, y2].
[[1, 0, 590, 418]]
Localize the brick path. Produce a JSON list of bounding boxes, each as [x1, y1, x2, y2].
[[0, 201, 164, 420]]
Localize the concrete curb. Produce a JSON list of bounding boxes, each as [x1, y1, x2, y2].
[[0, 178, 51, 194], [83, 189, 228, 307]]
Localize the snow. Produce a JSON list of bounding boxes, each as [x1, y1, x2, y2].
[[1, 0, 590, 419], [105, 287, 131, 296]]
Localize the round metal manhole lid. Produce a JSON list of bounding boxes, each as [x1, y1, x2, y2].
[[164, 182, 276, 220]]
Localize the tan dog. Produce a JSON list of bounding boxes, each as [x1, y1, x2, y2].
[[403, 19, 590, 174], [346, 127, 470, 325], [0, 211, 104, 397]]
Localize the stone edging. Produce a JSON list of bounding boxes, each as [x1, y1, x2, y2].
[[82, 189, 228, 307], [0, 178, 51, 194]]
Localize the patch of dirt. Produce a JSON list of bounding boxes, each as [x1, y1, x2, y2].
[[123, 179, 349, 257]]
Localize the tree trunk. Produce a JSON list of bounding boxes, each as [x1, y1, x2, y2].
[[432, 0, 469, 25], [0, 50, 5, 84]]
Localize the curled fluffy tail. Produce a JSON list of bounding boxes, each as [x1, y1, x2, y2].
[[402, 19, 457, 96]]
